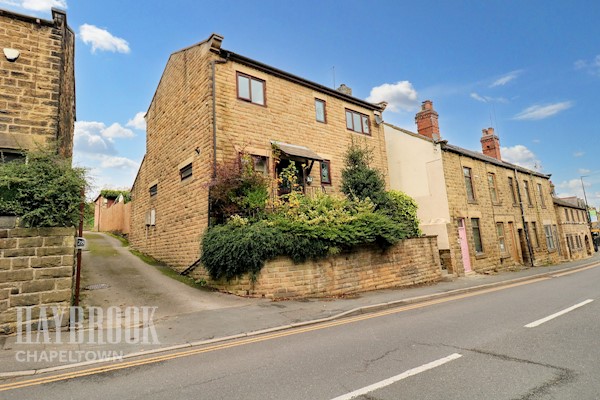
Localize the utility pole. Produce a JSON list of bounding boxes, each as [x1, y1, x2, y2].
[[581, 176, 592, 226]]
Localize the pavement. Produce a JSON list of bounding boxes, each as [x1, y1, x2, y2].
[[1, 232, 599, 378]]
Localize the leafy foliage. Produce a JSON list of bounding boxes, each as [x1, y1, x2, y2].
[[201, 193, 407, 280], [0, 151, 87, 227], [340, 140, 386, 205], [100, 189, 131, 203], [379, 190, 421, 237], [208, 153, 270, 224]]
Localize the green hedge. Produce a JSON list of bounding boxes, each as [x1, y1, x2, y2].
[[201, 194, 414, 280], [0, 151, 87, 227]]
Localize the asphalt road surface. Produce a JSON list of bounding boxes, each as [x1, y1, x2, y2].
[[2, 264, 600, 399]]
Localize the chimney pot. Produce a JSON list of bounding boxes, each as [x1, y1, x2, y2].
[[415, 100, 440, 140], [337, 84, 352, 96]]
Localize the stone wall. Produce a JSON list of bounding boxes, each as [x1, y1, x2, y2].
[[0, 9, 75, 157], [191, 236, 441, 299], [0, 226, 75, 334], [554, 203, 593, 261]]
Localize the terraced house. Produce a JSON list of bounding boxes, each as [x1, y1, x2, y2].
[[386, 101, 576, 276], [130, 33, 388, 269], [0, 8, 75, 160], [553, 197, 594, 260]]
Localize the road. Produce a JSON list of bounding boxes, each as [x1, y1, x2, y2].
[[2, 264, 600, 399]]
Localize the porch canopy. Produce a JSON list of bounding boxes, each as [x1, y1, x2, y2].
[[271, 141, 324, 161]]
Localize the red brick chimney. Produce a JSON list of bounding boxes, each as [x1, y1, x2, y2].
[[480, 127, 501, 160], [415, 100, 440, 140]]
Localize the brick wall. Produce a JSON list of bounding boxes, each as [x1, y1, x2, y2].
[[442, 150, 564, 274], [130, 35, 388, 270], [0, 9, 75, 157], [0, 226, 75, 334], [191, 236, 441, 299]]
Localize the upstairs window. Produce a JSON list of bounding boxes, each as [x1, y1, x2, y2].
[[463, 167, 475, 202], [237, 72, 265, 106], [537, 183, 545, 207], [345, 109, 370, 135], [180, 163, 193, 181], [320, 160, 331, 185], [149, 184, 157, 197], [523, 180, 533, 206], [488, 173, 498, 203], [508, 177, 517, 205], [315, 99, 326, 123]]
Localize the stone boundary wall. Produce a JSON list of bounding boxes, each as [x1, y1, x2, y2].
[[192, 236, 441, 299], [97, 202, 131, 235], [0, 226, 75, 334]]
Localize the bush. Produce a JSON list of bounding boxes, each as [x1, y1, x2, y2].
[[379, 190, 421, 237], [201, 193, 408, 280], [341, 140, 386, 205], [0, 151, 87, 227], [208, 153, 270, 224]]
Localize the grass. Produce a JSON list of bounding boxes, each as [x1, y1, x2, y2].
[[129, 248, 210, 290], [106, 232, 129, 247]]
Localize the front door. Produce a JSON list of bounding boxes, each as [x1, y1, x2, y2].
[[457, 218, 472, 273], [508, 222, 520, 262]]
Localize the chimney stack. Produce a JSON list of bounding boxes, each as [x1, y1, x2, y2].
[[336, 84, 352, 96], [480, 127, 501, 160], [415, 100, 440, 141]]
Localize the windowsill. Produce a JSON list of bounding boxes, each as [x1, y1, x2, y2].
[[180, 177, 193, 184], [467, 200, 478, 205], [475, 253, 487, 259], [500, 254, 511, 260], [349, 130, 372, 137], [237, 98, 267, 108], [492, 202, 502, 206]]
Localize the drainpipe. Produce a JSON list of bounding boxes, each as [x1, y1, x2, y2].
[[514, 168, 534, 266], [209, 57, 228, 227]]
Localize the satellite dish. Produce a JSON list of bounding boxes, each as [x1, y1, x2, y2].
[[375, 115, 383, 125]]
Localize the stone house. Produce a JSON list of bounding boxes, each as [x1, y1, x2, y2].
[[553, 197, 594, 259], [386, 100, 568, 275], [0, 7, 75, 160], [130, 33, 388, 270]]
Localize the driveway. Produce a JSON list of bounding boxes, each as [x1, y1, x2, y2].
[[80, 232, 258, 322]]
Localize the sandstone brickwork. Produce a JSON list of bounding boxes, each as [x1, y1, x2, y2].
[[191, 236, 441, 299], [0, 226, 75, 334], [442, 147, 564, 274], [554, 198, 594, 260], [130, 34, 388, 270], [0, 8, 75, 157]]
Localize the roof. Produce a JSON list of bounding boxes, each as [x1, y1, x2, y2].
[[272, 141, 323, 161], [553, 197, 586, 210], [223, 50, 385, 112], [442, 143, 551, 179]]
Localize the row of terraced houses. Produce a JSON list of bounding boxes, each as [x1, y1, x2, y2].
[[126, 33, 594, 277]]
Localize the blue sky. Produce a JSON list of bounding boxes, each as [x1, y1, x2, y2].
[[3, 0, 600, 206]]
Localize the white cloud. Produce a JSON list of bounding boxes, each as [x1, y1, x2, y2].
[[366, 81, 418, 113], [578, 168, 591, 175], [91, 154, 139, 170], [556, 178, 590, 199], [126, 112, 146, 130], [574, 55, 600, 76], [513, 101, 573, 121], [470, 92, 508, 103], [102, 123, 135, 139], [74, 121, 134, 155], [0, 0, 66, 12], [501, 145, 542, 171], [490, 70, 522, 87], [532, 139, 541, 144], [573, 151, 585, 158], [79, 24, 130, 54]]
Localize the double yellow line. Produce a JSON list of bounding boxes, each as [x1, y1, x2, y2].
[[1, 263, 597, 393]]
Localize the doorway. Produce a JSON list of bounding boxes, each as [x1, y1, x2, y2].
[[518, 229, 531, 266], [457, 218, 472, 273]]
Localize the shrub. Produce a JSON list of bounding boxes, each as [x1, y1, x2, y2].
[[379, 190, 421, 237], [340, 140, 386, 205], [201, 193, 408, 280], [0, 151, 87, 227], [208, 153, 270, 224]]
